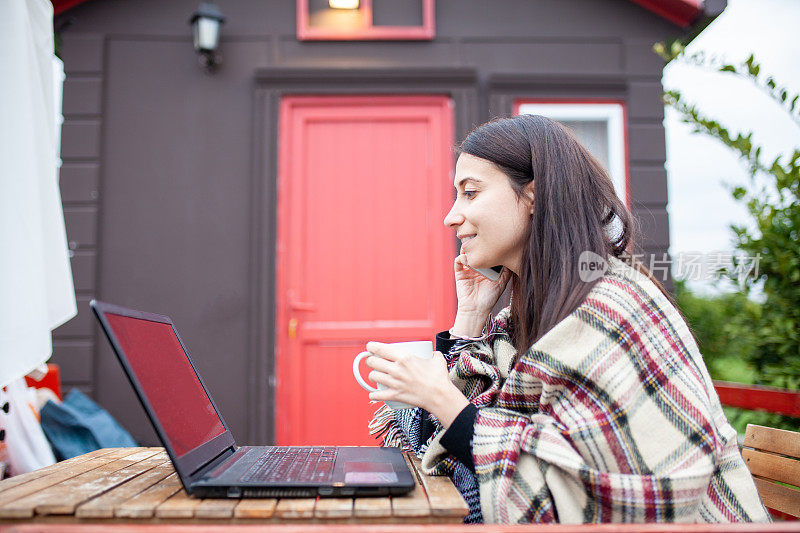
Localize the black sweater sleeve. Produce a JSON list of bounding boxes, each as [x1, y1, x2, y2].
[[440, 403, 478, 471], [423, 330, 477, 471], [435, 329, 458, 354]]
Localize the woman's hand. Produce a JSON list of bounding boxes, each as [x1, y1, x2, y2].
[[364, 342, 469, 428], [453, 253, 512, 317]]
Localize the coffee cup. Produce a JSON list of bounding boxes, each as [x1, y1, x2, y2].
[[352, 341, 433, 410]]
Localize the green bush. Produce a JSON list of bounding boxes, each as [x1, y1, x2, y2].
[[658, 45, 800, 432], [672, 280, 759, 383], [673, 280, 797, 432]]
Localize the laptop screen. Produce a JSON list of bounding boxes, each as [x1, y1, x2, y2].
[[104, 312, 226, 458]]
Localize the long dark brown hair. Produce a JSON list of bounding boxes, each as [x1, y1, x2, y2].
[[457, 114, 670, 355]]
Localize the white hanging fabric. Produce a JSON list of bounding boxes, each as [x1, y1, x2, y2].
[[0, 379, 57, 474], [0, 0, 77, 388]]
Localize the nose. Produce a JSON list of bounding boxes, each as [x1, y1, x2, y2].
[[443, 200, 463, 228]]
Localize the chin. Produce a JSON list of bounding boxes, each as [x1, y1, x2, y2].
[[467, 255, 493, 270]]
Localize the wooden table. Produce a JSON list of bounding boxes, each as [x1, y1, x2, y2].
[[0, 447, 468, 525]]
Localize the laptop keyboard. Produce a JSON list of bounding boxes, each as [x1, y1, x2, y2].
[[239, 447, 338, 483]]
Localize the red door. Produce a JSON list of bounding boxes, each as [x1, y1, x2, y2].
[[275, 95, 456, 445]]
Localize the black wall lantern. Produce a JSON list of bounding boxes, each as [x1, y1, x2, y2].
[[189, 2, 225, 72]]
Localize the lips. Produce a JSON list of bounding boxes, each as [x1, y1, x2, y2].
[[460, 235, 476, 251]]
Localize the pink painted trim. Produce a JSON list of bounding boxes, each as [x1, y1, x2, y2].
[[297, 0, 435, 41]]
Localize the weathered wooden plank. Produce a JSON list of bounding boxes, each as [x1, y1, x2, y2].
[[154, 488, 202, 519], [0, 448, 143, 517], [745, 424, 800, 459], [13, 449, 162, 516], [315, 497, 354, 519], [3, 523, 800, 532], [195, 497, 239, 519], [407, 453, 467, 518], [742, 448, 800, 490], [391, 452, 431, 518], [353, 496, 390, 518], [274, 497, 316, 519], [75, 458, 173, 518], [0, 448, 116, 495], [752, 476, 800, 518], [114, 472, 183, 518], [233, 498, 278, 519]]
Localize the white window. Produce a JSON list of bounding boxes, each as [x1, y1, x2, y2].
[[517, 103, 628, 205]]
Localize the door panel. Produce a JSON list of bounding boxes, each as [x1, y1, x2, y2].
[[276, 95, 455, 445]]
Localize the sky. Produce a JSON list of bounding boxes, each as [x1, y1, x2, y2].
[[662, 0, 800, 293]]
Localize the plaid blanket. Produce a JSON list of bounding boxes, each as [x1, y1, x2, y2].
[[370, 257, 770, 524]]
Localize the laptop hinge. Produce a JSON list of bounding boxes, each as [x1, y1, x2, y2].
[[189, 445, 238, 480]]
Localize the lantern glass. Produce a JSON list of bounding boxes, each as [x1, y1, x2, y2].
[[329, 0, 359, 8], [193, 17, 220, 52]]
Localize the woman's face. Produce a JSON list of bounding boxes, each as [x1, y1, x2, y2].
[[443, 153, 534, 275]]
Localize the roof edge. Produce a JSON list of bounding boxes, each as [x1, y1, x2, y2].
[[625, 0, 706, 29], [53, 0, 724, 28]]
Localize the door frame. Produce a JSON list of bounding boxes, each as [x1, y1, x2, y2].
[[248, 67, 479, 444]]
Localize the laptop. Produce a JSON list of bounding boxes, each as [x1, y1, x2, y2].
[[90, 299, 416, 498]]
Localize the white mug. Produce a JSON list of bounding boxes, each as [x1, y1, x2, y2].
[[353, 341, 433, 410]]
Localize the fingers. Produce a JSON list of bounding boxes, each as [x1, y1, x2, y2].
[[365, 341, 398, 361], [454, 253, 469, 272], [367, 370, 399, 389], [365, 354, 393, 373]]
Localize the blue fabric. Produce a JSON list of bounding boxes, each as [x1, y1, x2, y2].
[[40, 389, 137, 460]]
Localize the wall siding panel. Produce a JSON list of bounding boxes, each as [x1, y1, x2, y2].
[[278, 38, 458, 66], [633, 208, 670, 248], [628, 81, 665, 120], [64, 207, 98, 249], [436, 0, 676, 39], [630, 167, 669, 207], [462, 41, 623, 75], [624, 39, 668, 77], [60, 121, 102, 159], [69, 251, 97, 292], [63, 77, 103, 116], [53, 33, 104, 398], [628, 124, 667, 163], [50, 341, 94, 383], [59, 35, 104, 74], [59, 163, 100, 203]]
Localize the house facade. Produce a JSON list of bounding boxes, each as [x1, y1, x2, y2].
[[52, 0, 719, 446]]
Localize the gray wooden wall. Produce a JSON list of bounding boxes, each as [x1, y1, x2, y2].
[[54, 0, 683, 445]]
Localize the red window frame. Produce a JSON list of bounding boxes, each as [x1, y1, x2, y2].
[[296, 0, 435, 41]]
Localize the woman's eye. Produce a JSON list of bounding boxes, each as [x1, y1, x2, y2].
[[462, 190, 477, 199]]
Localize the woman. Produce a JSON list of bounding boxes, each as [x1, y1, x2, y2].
[[364, 115, 769, 524]]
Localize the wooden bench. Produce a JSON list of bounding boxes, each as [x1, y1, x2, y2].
[[743, 424, 800, 520]]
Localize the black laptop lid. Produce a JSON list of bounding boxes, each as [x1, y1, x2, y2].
[[91, 300, 235, 483]]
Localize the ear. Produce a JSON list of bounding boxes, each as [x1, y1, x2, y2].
[[524, 182, 535, 214]]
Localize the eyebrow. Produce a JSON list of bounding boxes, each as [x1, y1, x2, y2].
[[454, 177, 484, 189]]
